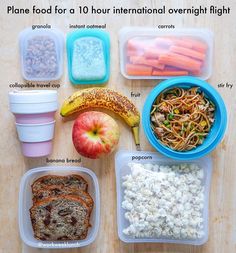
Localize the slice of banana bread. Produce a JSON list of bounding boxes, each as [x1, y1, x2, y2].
[[32, 185, 94, 212], [31, 174, 88, 194], [30, 195, 90, 241]]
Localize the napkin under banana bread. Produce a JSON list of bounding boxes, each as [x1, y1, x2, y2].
[[30, 195, 90, 241]]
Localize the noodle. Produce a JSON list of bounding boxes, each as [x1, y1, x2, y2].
[[150, 87, 215, 151]]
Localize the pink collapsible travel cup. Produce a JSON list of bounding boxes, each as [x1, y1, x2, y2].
[[9, 90, 58, 157]]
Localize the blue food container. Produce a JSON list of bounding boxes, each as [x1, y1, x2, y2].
[[67, 29, 110, 85], [142, 77, 227, 160]]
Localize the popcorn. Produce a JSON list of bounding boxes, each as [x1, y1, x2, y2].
[[122, 163, 205, 239]]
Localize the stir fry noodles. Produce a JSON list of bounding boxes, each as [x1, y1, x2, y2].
[[151, 87, 215, 151]]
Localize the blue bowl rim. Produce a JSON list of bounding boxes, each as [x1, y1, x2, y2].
[[142, 76, 227, 160]]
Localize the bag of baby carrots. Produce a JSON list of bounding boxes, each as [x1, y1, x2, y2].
[[119, 27, 213, 80]]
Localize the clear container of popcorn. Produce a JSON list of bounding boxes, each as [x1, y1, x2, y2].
[[115, 150, 212, 245], [19, 28, 64, 81]]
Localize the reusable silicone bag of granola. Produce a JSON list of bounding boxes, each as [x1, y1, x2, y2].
[[19, 28, 64, 81], [67, 29, 110, 85]]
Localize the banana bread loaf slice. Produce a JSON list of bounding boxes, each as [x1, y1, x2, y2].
[[30, 195, 90, 241], [33, 185, 94, 212], [31, 174, 88, 194]]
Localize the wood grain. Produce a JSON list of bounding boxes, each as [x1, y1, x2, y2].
[[0, 0, 236, 252]]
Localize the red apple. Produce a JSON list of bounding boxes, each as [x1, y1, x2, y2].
[[72, 111, 120, 159]]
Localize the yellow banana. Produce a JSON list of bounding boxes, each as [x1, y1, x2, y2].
[[60, 88, 140, 149]]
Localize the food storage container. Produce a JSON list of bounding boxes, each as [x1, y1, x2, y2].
[[67, 29, 110, 85], [19, 166, 100, 249], [119, 27, 213, 80], [9, 90, 58, 157], [19, 28, 64, 81], [115, 150, 212, 245], [142, 77, 227, 160]]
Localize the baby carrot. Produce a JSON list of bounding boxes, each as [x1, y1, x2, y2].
[[130, 56, 165, 70], [182, 37, 208, 53], [126, 63, 153, 76], [127, 49, 143, 57], [191, 69, 201, 76], [170, 46, 206, 61], [144, 47, 169, 58], [152, 70, 189, 76], [158, 53, 202, 72], [127, 38, 154, 51], [165, 37, 193, 49], [154, 37, 174, 48], [127, 39, 143, 51]]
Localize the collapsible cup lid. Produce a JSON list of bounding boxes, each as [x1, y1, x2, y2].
[[9, 90, 57, 103], [9, 90, 58, 114]]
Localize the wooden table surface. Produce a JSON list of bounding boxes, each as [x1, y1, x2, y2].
[[0, 0, 236, 252]]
